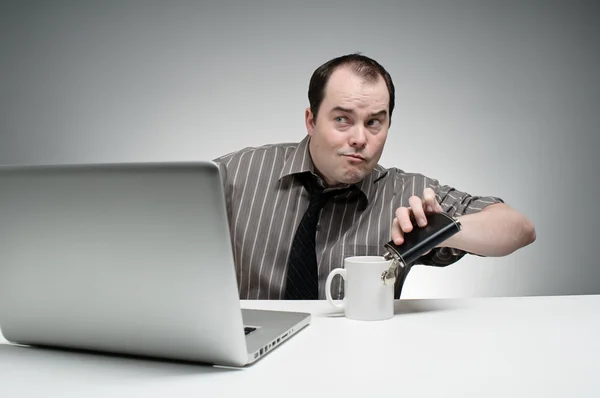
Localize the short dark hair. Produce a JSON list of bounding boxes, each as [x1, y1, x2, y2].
[[308, 53, 396, 126]]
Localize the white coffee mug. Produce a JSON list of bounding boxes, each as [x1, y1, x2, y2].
[[325, 256, 395, 321]]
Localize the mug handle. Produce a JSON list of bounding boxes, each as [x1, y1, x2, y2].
[[325, 268, 346, 309]]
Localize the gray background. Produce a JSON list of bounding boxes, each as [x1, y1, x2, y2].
[[1, 0, 598, 299]]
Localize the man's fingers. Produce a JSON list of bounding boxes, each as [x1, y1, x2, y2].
[[391, 217, 404, 245], [393, 189, 444, 243], [396, 206, 413, 233], [408, 195, 427, 227], [423, 188, 439, 213]]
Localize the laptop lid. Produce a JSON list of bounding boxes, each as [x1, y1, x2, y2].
[[0, 161, 251, 366]]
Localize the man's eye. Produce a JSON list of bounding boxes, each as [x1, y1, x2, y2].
[[335, 116, 347, 123], [368, 119, 381, 127]]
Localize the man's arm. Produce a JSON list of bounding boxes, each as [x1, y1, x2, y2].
[[439, 202, 536, 257], [391, 179, 536, 266]]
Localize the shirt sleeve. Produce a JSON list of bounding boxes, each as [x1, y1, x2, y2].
[[212, 152, 239, 228], [414, 177, 505, 267]]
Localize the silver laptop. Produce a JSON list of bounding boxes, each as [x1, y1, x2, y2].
[[0, 161, 310, 367]]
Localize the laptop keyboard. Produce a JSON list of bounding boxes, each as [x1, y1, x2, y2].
[[244, 326, 257, 336]]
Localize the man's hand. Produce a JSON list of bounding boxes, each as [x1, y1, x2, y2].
[[391, 188, 443, 246]]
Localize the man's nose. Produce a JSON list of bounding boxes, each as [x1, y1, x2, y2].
[[349, 126, 367, 148]]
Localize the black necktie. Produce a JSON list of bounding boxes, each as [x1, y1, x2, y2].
[[285, 173, 344, 300]]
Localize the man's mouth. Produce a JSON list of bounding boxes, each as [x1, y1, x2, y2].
[[344, 154, 366, 161]]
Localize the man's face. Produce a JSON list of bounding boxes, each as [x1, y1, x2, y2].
[[306, 67, 390, 187]]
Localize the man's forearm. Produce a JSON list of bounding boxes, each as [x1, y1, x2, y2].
[[440, 203, 536, 257]]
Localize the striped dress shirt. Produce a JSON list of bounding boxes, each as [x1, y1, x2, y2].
[[213, 136, 503, 300]]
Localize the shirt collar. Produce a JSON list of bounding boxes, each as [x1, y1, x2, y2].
[[279, 135, 387, 200], [278, 135, 314, 178]]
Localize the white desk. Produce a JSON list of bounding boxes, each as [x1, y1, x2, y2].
[[1, 295, 599, 397]]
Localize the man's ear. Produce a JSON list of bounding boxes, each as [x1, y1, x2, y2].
[[305, 108, 315, 136]]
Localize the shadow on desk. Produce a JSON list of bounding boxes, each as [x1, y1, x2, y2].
[[322, 298, 466, 318], [394, 298, 465, 315], [0, 343, 238, 378]]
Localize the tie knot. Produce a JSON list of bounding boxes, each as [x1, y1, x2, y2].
[[297, 172, 350, 209], [298, 172, 324, 196]]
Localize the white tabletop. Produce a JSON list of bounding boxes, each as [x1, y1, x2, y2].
[[1, 294, 599, 397]]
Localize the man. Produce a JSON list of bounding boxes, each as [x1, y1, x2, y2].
[[213, 53, 536, 300]]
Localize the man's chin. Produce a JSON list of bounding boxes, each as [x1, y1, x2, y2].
[[339, 171, 366, 185]]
